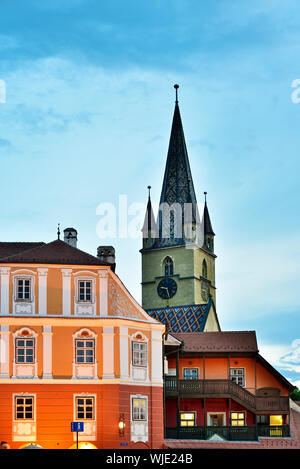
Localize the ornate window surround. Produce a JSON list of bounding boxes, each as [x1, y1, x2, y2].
[[12, 393, 36, 442], [130, 331, 149, 383], [12, 270, 36, 315], [72, 328, 97, 379], [130, 394, 148, 443], [12, 327, 38, 379], [73, 393, 97, 441], [73, 272, 97, 316]]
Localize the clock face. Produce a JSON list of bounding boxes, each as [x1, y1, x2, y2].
[[201, 281, 209, 302], [157, 277, 177, 299]]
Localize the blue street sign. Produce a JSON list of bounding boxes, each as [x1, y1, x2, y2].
[[71, 422, 84, 432]]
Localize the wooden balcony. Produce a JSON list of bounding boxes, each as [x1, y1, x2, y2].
[[164, 377, 290, 413], [165, 425, 290, 441]]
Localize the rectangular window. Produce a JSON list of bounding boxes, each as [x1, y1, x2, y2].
[[76, 396, 95, 420], [183, 368, 199, 380], [256, 415, 268, 425], [78, 280, 92, 302], [75, 339, 95, 364], [231, 412, 245, 426], [180, 412, 196, 427], [16, 278, 31, 301], [15, 338, 35, 363], [14, 396, 34, 420], [132, 342, 147, 367], [132, 398, 147, 421], [230, 368, 245, 387]]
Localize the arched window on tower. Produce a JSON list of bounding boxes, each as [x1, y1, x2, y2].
[[202, 259, 207, 279], [164, 257, 174, 276]]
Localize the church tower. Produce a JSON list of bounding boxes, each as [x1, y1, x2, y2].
[[140, 85, 220, 332]]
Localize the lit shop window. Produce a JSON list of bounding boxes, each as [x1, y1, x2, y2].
[[132, 341, 147, 367], [180, 412, 196, 427], [230, 368, 245, 387], [76, 397, 95, 420], [231, 412, 245, 426], [15, 396, 34, 420], [75, 339, 95, 364], [183, 368, 199, 380], [132, 398, 147, 421], [15, 338, 35, 363]]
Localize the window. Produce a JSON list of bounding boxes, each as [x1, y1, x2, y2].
[[164, 257, 174, 276], [76, 396, 94, 420], [78, 280, 92, 302], [180, 412, 196, 427], [75, 339, 95, 364], [132, 398, 147, 421], [256, 415, 268, 425], [230, 368, 245, 387], [15, 338, 35, 363], [15, 396, 34, 420], [132, 341, 147, 367], [16, 278, 31, 301], [183, 368, 199, 380], [202, 260, 207, 279], [231, 412, 245, 426]]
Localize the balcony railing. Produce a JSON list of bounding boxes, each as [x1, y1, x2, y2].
[[165, 425, 290, 441], [164, 377, 290, 412]]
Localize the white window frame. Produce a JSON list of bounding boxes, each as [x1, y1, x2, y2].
[[230, 367, 246, 387], [12, 328, 38, 378], [73, 393, 97, 441], [74, 275, 96, 316], [130, 394, 149, 443], [132, 341, 147, 367], [207, 412, 226, 427], [12, 393, 36, 442], [183, 367, 200, 380], [75, 337, 95, 364], [15, 337, 35, 364], [130, 332, 149, 382], [72, 329, 97, 378]]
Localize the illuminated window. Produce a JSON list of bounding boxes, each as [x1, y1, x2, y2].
[[132, 341, 147, 367], [15, 396, 34, 420], [78, 280, 92, 302], [230, 368, 245, 387], [15, 338, 35, 363], [231, 412, 245, 426], [164, 257, 174, 276], [183, 368, 199, 380], [132, 398, 147, 421], [180, 412, 196, 427], [75, 339, 95, 363], [15, 277, 32, 301], [76, 396, 94, 420], [270, 415, 283, 426]]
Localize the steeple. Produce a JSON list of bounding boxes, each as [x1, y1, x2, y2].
[[158, 85, 198, 243], [202, 192, 215, 252], [142, 186, 158, 248]]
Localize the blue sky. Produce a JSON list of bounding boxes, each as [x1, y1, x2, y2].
[[0, 0, 300, 386]]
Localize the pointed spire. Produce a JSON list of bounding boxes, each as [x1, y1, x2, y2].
[[203, 192, 215, 236], [142, 186, 158, 238], [57, 223, 61, 240], [159, 85, 198, 235]]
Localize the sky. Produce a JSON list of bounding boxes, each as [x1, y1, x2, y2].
[[0, 0, 300, 387]]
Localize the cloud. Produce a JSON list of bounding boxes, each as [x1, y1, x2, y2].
[[259, 340, 300, 386]]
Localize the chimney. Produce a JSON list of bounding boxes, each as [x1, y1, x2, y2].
[[97, 246, 116, 272], [64, 228, 78, 248]]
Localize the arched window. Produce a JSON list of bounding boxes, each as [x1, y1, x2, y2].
[[164, 257, 174, 276], [202, 260, 207, 279]]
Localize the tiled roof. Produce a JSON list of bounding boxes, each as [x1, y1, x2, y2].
[[146, 303, 211, 332], [0, 242, 45, 259], [171, 331, 258, 352], [0, 239, 110, 266]]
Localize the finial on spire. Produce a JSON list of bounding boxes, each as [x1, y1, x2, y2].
[[204, 191, 207, 203], [57, 223, 61, 240], [174, 84, 179, 104], [147, 185, 151, 199]]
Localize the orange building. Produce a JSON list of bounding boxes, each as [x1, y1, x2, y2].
[[163, 331, 300, 448], [0, 230, 165, 449]]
